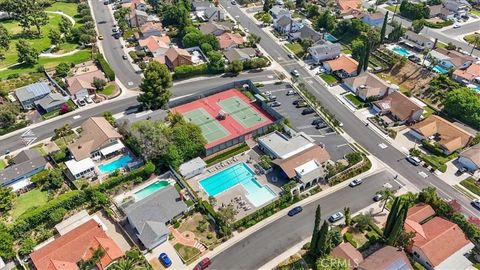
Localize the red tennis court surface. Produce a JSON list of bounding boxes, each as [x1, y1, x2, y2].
[[172, 89, 275, 149]]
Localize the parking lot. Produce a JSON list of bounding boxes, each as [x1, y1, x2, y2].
[[258, 82, 353, 161]]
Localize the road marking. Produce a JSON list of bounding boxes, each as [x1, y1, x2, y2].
[[128, 81, 133, 86], [307, 80, 313, 84], [418, 171, 428, 178], [277, 57, 283, 60], [267, 75, 273, 79], [296, 125, 312, 129], [73, 115, 82, 120], [378, 143, 388, 149], [336, 143, 349, 148], [306, 134, 325, 138]]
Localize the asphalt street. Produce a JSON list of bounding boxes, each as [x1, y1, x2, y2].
[[0, 71, 275, 155], [220, 0, 480, 216], [209, 170, 400, 269], [90, 0, 142, 89]]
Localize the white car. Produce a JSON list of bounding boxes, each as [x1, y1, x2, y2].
[[453, 24, 461, 29], [328, 212, 344, 223], [291, 70, 299, 77], [85, 96, 93, 104], [349, 179, 362, 187]]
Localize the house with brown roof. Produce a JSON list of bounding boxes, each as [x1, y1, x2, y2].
[[323, 55, 358, 78], [358, 246, 413, 270], [457, 144, 480, 172], [409, 115, 474, 155], [152, 47, 193, 70], [331, 242, 363, 269], [65, 70, 107, 100], [344, 72, 393, 101], [138, 35, 171, 57], [199, 21, 233, 36], [405, 203, 474, 270], [30, 219, 124, 270], [139, 22, 164, 38], [372, 91, 424, 124], [452, 63, 480, 84], [217, 32, 245, 50]]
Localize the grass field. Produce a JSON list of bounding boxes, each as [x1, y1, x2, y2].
[[45, 2, 81, 22], [320, 74, 338, 85], [285, 42, 305, 57], [11, 189, 49, 219], [345, 93, 365, 108], [98, 84, 116, 96], [174, 243, 201, 264], [0, 159, 6, 170], [464, 33, 480, 44]]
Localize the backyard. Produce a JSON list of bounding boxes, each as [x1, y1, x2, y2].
[[0, 72, 45, 95], [177, 213, 222, 249], [11, 189, 49, 219], [285, 42, 305, 58], [54, 133, 78, 150]]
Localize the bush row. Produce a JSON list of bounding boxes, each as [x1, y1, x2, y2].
[[343, 232, 357, 248], [204, 143, 249, 167], [328, 156, 371, 186], [174, 63, 209, 79], [95, 53, 115, 81], [421, 140, 445, 157], [96, 161, 155, 192]]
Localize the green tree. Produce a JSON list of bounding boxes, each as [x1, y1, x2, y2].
[[386, 204, 408, 245], [296, 0, 305, 7], [247, 33, 261, 46], [93, 77, 107, 91], [379, 188, 397, 212], [284, 0, 295, 9], [354, 213, 373, 231], [182, 31, 203, 48], [306, 4, 320, 18], [29, 1, 49, 35], [315, 221, 331, 258], [399, 0, 429, 20], [200, 43, 213, 53], [137, 61, 173, 110], [229, 60, 243, 74], [49, 29, 63, 47], [443, 87, 480, 129], [16, 39, 39, 65], [317, 11, 336, 32], [45, 168, 64, 190], [132, 120, 169, 161], [0, 229, 14, 259], [78, 247, 106, 270], [0, 186, 15, 212], [263, 0, 273, 12], [55, 62, 71, 78], [49, 207, 67, 224], [351, 38, 365, 62], [103, 111, 116, 127], [0, 24, 10, 59], [0, 104, 19, 129], [59, 16, 73, 36], [260, 13, 273, 24], [18, 236, 36, 256], [387, 21, 405, 42], [362, 40, 371, 72], [111, 258, 146, 270], [344, 207, 351, 226], [379, 11, 389, 43], [412, 19, 425, 33], [170, 121, 206, 161], [310, 205, 321, 256], [207, 50, 225, 73]]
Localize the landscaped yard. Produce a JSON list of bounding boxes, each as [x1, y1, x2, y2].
[[0, 159, 6, 170], [320, 74, 338, 85], [464, 33, 480, 44], [470, 9, 480, 17], [54, 133, 78, 150], [460, 177, 480, 196], [385, 5, 398, 12], [174, 243, 201, 264], [345, 93, 365, 108], [178, 213, 221, 249], [45, 2, 81, 22], [420, 154, 448, 173], [285, 42, 305, 58], [11, 189, 49, 219], [98, 84, 116, 96], [42, 99, 77, 120]]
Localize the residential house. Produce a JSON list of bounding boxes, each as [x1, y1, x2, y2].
[[409, 115, 474, 155], [122, 0, 147, 11], [15, 82, 51, 110], [223, 48, 257, 63], [288, 26, 322, 43], [428, 5, 454, 20], [34, 93, 67, 113], [68, 117, 124, 162], [344, 72, 393, 101], [452, 63, 480, 84], [138, 35, 171, 57], [403, 31, 435, 51], [124, 185, 187, 250], [153, 47, 193, 69], [323, 55, 359, 78], [336, 0, 362, 14], [434, 48, 475, 69], [372, 91, 424, 124], [457, 144, 480, 172], [191, 1, 213, 12], [427, 50, 454, 71], [65, 70, 107, 100], [269, 5, 290, 20], [197, 6, 224, 22], [199, 21, 233, 36], [358, 246, 413, 270], [360, 12, 385, 26], [217, 32, 244, 50], [308, 42, 341, 64], [179, 157, 207, 179], [442, 0, 471, 15], [139, 22, 164, 38], [30, 219, 124, 270], [128, 9, 149, 27], [0, 149, 47, 191], [405, 204, 474, 270], [331, 242, 364, 268], [65, 158, 97, 180], [274, 16, 302, 33]]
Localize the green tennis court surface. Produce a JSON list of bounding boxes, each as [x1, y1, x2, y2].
[[183, 108, 230, 143], [218, 97, 268, 128]]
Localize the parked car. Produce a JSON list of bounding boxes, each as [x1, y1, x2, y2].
[[453, 24, 461, 29], [194, 258, 211, 270], [408, 55, 421, 63], [455, 167, 467, 176], [270, 101, 281, 107], [103, 1, 109, 5], [312, 118, 324, 125], [315, 123, 327, 129], [296, 101, 308, 108], [269, 95, 277, 101], [338, 122, 343, 127], [77, 99, 86, 106], [159, 253, 172, 268], [373, 193, 383, 202], [328, 212, 344, 223], [291, 70, 300, 77], [288, 53, 295, 59], [84, 96, 93, 104], [302, 108, 315, 115], [122, 55, 128, 60], [292, 99, 303, 105], [112, 28, 118, 33], [288, 206, 303, 216], [349, 179, 362, 187], [286, 90, 295, 96], [406, 155, 421, 166]]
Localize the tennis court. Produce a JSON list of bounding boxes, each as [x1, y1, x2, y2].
[[218, 97, 268, 128], [183, 108, 230, 143]]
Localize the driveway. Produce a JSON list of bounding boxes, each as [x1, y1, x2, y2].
[[258, 82, 353, 161], [145, 241, 184, 270]]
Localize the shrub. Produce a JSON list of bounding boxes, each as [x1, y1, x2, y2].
[[48, 207, 67, 224], [95, 53, 115, 81], [52, 150, 67, 163], [343, 232, 357, 248], [96, 162, 155, 192], [30, 170, 49, 184], [174, 64, 209, 79]]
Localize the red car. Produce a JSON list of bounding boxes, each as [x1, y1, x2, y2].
[[194, 258, 211, 270]]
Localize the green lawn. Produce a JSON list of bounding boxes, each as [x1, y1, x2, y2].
[[320, 74, 338, 85], [45, 2, 81, 22], [0, 159, 6, 170], [11, 189, 49, 219], [470, 9, 480, 17], [31, 144, 48, 156], [54, 133, 78, 150], [98, 84, 116, 96], [0, 50, 92, 79], [460, 177, 480, 196], [174, 243, 201, 264], [385, 5, 398, 13], [285, 42, 305, 57], [345, 93, 365, 108], [420, 154, 448, 173], [464, 33, 480, 44]]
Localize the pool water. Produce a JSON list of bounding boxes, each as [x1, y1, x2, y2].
[[199, 163, 277, 207], [324, 33, 337, 42], [134, 180, 169, 201], [392, 46, 411, 57], [99, 155, 133, 173]]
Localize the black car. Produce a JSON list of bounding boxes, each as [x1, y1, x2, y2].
[[302, 108, 315, 115], [288, 206, 303, 216], [315, 123, 327, 129], [292, 99, 303, 105], [455, 167, 467, 176], [312, 118, 324, 125]]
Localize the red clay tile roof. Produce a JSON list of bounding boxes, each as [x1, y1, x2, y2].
[[406, 203, 435, 223], [217, 33, 244, 49], [138, 35, 171, 52], [453, 63, 480, 81], [30, 219, 124, 270], [337, 0, 361, 13], [324, 55, 358, 74], [140, 22, 164, 34], [331, 242, 363, 269]]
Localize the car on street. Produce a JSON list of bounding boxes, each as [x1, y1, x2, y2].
[[288, 206, 303, 216], [103, 1, 109, 5], [288, 53, 295, 59], [296, 101, 308, 108], [113, 33, 121, 39], [453, 24, 461, 28], [122, 55, 128, 60], [302, 108, 315, 115], [159, 253, 172, 267], [286, 90, 295, 95], [4, 149, 10, 155], [328, 212, 344, 223], [312, 118, 324, 125], [373, 193, 383, 202], [472, 199, 480, 210], [270, 101, 281, 107], [349, 179, 362, 187], [291, 70, 300, 77], [406, 155, 421, 166], [112, 28, 118, 33], [338, 122, 343, 127], [231, 0, 237, 4], [98, 35, 103, 40], [194, 257, 211, 270], [244, 28, 249, 33]]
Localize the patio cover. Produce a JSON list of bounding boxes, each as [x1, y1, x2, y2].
[[100, 141, 125, 156]]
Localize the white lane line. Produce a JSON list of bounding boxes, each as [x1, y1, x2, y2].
[[418, 171, 428, 178], [378, 143, 388, 149], [73, 115, 81, 120]]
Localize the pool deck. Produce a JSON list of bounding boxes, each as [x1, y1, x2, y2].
[[96, 150, 137, 179], [186, 151, 280, 220]]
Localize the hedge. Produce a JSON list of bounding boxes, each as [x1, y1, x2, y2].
[[343, 232, 357, 248], [174, 63, 208, 79], [205, 143, 250, 167], [96, 161, 155, 192], [95, 53, 115, 81], [0, 120, 30, 136], [421, 140, 445, 157], [460, 177, 480, 196]]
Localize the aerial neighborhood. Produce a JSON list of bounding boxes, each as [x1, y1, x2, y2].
[[0, 0, 480, 269]]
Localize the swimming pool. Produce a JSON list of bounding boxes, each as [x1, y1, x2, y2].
[[432, 65, 449, 74], [99, 155, 133, 174], [392, 46, 411, 57], [199, 163, 277, 207], [324, 33, 337, 42], [134, 180, 170, 201]]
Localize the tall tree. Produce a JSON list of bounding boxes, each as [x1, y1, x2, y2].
[[317, 11, 336, 32], [315, 221, 330, 258], [383, 197, 406, 239], [386, 204, 408, 245], [310, 205, 322, 256], [0, 25, 10, 51], [263, 0, 273, 12], [344, 207, 351, 226], [362, 41, 371, 72], [29, 0, 49, 35], [379, 188, 397, 212], [379, 11, 389, 43], [16, 39, 39, 65], [59, 16, 73, 37], [0, 186, 15, 212], [296, 0, 305, 8], [48, 29, 63, 47], [137, 61, 173, 110]]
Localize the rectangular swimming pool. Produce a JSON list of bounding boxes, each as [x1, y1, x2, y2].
[[134, 180, 170, 201], [99, 155, 133, 174], [432, 65, 449, 74], [392, 46, 411, 57], [199, 163, 277, 207]]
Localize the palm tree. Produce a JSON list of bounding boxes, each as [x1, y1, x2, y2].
[[379, 188, 397, 212], [111, 258, 147, 270], [470, 35, 480, 56]]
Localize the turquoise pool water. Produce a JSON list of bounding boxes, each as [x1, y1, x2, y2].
[[324, 33, 337, 42], [432, 65, 449, 74], [199, 163, 277, 207], [134, 180, 170, 201], [99, 155, 133, 173], [392, 46, 411, 57]]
